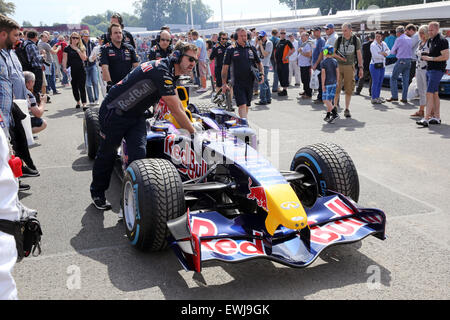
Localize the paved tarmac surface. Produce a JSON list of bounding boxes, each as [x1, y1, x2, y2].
[[12, 76, 450, 300]]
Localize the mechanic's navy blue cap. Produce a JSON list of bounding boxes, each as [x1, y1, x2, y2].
[[324, 23, 334, 29], [258, 31, 267, 37]]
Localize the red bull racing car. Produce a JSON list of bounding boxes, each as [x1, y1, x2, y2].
[[83, 86, 386, 273]]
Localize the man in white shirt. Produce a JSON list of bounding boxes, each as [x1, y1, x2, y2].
[[288, 34, 301, 86], [297, 32, 313, 98]]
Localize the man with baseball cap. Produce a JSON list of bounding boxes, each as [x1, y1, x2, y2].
[[324, 23, 338, 47], [255, 30, 273, 105]]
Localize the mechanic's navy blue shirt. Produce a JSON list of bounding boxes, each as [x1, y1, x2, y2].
[[223, 42, 260, 86], [148, 43, 173, 61], [209, 42, 230, 69], [100, 42, 138, 84], [104, 57, 178, 117]]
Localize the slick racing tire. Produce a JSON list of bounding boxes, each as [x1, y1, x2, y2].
[[122, 158, 185, 252], [83, 108, 100, 159], [290, 143, 359, 207]]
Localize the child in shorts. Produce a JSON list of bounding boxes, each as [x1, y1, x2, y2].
[[320, 45, 340, 123]]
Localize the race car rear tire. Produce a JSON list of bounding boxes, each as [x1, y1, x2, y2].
[[290, 143, 359, 206], [83, 108, 100, 159], [122, 158, 185, 252]]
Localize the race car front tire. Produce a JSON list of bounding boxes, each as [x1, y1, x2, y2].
[[122, 158, 185, 252], [83, 108, 100, 159], [290, 143, 360, 206]]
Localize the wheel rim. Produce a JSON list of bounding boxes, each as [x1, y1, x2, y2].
[[292, 164, 319, 208], [123, 181, 136, 232]]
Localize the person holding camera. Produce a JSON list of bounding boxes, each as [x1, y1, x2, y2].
[[255, 31, 273, 105], [222, 27, 264, 118]]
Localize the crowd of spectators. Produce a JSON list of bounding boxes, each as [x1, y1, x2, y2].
[[163, 22, 448, 126]]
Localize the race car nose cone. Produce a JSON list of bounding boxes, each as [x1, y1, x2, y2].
[[262, 184, 308, 235]]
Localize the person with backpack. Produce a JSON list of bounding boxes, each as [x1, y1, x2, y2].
[[333, 23, 363, 118], [21, 30, 45, 104]]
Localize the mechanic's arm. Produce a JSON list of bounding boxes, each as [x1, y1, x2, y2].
[[162, 95, 195, 134], [101, 64, 112, 82], [221, 64, 230, 93], [257, 61, 264, 84]]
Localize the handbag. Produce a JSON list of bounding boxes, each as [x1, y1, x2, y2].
[[0, 216, 42, 262], [374, 62, 384, 69]]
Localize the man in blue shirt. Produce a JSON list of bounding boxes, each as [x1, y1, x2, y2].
[[312, 27, 326, 103], [384, 30, 397, 65], [0, 15, 20, 131], [192, 30, 208, 93]]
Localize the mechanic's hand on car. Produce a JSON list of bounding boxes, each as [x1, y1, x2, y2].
[[222, 83, 230, 94], [192, 121, 204, 133], [106, 81, 113, 93]]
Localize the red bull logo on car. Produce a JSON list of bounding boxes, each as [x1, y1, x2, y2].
[[190, 217, 265, 257], [246, 177, 268, 211], [164, 134, 208, 180]]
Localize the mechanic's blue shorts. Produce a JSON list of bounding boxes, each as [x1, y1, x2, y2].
[[322, 84, 337, 101], [31, 117, 43, 128], [426, 70, 444, 93], [233, 84, 253, 107]]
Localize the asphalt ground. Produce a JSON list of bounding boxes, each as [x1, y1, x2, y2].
[[12, 74, 450, 300]]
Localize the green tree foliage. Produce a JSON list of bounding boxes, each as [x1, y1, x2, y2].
[[135, 0, 213, 30], [0, 0, 15, 15]]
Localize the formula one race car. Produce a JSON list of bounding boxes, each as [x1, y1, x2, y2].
[[83, 86, 386, 273]]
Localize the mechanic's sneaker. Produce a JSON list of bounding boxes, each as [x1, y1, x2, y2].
[[428, 118, 441, 125], [21, 166, 40, 177], [323, 112, 331, 122], [416, 118, 429, 127], [344, 109, 351, 118], [92, 197, 112, 211]]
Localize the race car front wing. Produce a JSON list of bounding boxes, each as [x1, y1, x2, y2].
[[167, 192, 386, 273]]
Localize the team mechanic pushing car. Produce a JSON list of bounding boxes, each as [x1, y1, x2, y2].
[[90, 42, 200, 210], [221, 27, 264, 119]]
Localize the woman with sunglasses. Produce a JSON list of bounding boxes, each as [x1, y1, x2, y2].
[[62, 32, 88, 110]]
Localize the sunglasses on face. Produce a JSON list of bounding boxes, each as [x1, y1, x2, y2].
[[280, 32, 286, 35], [71, 37, 80, 40], [183, 54, 198, 63], [160, 38, 171, 42], [221, 38, 229, 40]]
